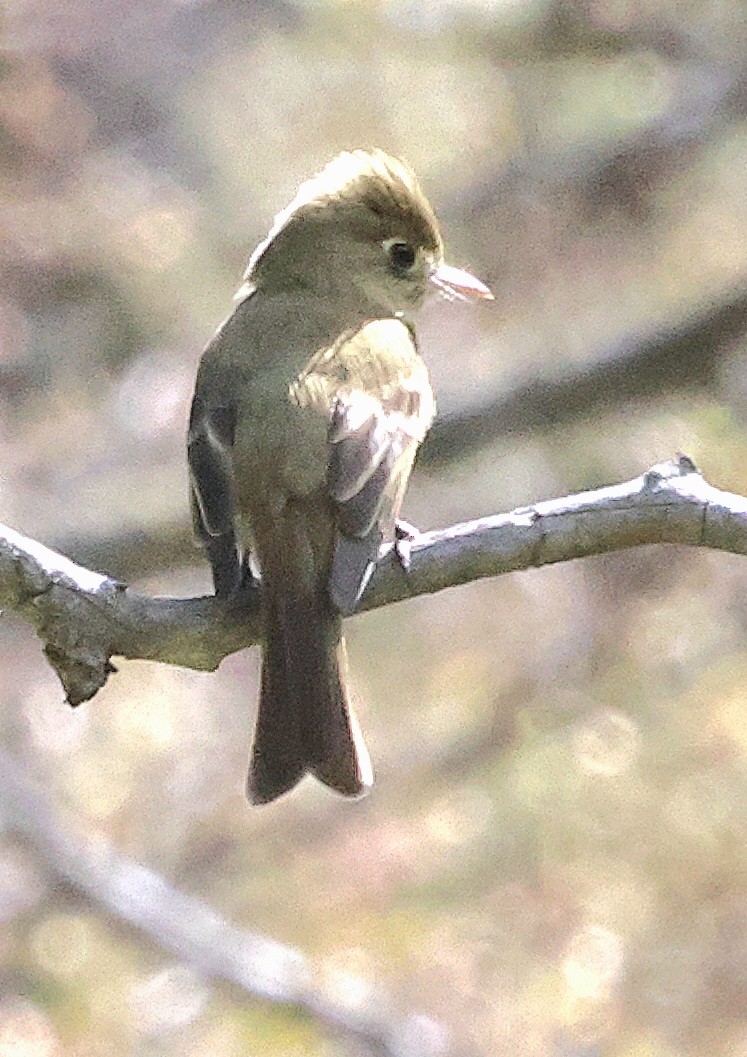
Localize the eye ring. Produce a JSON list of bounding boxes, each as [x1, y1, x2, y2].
[[384, 238, 417, 275]]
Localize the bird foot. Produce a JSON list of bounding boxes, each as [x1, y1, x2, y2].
[[394, 519, 420, 573]]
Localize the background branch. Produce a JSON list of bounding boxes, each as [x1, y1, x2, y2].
[[0, 746, 435, 1057], [422, 286, 747, 464]]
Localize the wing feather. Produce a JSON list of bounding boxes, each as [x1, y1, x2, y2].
[[188, 396, 242, 595], [290, 319, 435, 612]]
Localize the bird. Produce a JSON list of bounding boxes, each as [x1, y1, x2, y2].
[[188, 149, 492, 804]]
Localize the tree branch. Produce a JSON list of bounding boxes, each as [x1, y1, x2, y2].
[[1, 456, 745, 707], [0, 747, 437, 1057]]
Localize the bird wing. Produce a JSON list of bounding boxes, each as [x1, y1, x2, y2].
[[290, 318, 435, 613], [188, 395, 243, 596]]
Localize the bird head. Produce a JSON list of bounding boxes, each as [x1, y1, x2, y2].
[[241, 149, 492, 319]]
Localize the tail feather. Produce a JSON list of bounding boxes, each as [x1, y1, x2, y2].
[[247, 587, 372, 805]]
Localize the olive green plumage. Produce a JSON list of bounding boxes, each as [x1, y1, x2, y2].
[[189, 149, 488, 804]]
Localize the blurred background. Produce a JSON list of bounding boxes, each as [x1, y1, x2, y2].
[[0, 0, 746, 1055]]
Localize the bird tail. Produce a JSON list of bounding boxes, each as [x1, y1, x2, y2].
[[247, 581, 372, 805]]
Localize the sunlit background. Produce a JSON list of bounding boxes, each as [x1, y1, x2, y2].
[[0, 0, 746, 1055]]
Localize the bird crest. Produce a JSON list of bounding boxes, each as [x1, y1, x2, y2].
[[239, 149, 442, 297]]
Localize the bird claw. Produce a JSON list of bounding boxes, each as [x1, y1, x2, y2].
[[394, 519, 420, 573]]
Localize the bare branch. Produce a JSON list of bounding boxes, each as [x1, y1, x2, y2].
[[1, 457, 745, 707], [0, 747, 437, 1057]]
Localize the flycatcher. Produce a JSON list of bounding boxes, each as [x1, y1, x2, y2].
[[188, 149, 492, 804]]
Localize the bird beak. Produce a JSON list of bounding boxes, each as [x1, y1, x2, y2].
[[430, 262, 494, 303]]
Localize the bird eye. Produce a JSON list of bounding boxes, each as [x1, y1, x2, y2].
[[385, 239, 417, 275]]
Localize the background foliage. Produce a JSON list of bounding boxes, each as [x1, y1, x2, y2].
[[0, 1, 745, 1055]]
